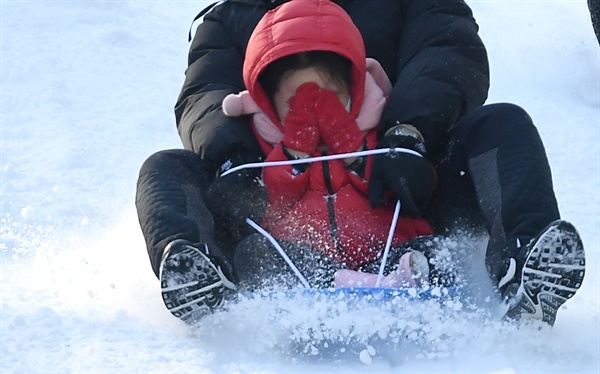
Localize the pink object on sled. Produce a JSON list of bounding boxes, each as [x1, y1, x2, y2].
[[334, 251, 430, 288]]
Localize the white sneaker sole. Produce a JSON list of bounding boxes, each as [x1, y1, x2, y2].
[[160, 242, 225, 324], [507, 220, 586, 326]]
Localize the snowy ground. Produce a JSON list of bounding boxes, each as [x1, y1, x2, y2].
[[1, 1, 599, 372]]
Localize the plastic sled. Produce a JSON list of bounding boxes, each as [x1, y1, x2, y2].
[[253, 286, 463, 302]]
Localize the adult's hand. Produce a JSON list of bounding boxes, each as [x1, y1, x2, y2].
[[368, 125, 436, 217]]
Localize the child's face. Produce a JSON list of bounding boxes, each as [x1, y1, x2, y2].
[[273, 66, 350, 122]]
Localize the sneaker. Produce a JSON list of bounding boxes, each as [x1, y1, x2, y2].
[[159, 239, 237, 324], [499, 220, 586, 326]]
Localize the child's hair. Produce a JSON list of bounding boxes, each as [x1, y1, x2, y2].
[[259, 50, 353, 104]]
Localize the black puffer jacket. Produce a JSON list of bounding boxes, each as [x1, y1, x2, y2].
[[174, 0, 489, 176]]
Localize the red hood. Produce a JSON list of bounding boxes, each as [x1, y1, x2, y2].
[[243, 0, 366, 132]]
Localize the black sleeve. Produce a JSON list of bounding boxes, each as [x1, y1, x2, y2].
[[381, 0, 490, 160], [590, 0, 600, 44], [174, 2, 268, 176]]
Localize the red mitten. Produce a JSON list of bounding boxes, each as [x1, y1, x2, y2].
[[315, 89, 364, 154], [282, 82, 321, 155]]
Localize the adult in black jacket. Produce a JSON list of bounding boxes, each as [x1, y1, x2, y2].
[[590, 0, 600, 44], [136, 0, 585, 326]]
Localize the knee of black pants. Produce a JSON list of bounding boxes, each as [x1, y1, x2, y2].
[[454, 103, 535, 156], [429, 103, 541, 230], [138, 149, 211, 188]]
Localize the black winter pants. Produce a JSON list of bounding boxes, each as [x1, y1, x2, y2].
[[135, 103, 559, 284], [135, 149, 266, 277], [136, 150, 217, 277], [424, 103, 560, 280]]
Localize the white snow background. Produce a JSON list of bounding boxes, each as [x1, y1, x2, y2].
[[1, 0, 599, 372]]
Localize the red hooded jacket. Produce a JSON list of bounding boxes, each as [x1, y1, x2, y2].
[[243, 0, 432, 269]]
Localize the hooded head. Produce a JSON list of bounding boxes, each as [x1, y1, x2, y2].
[[243, 0, 367, 130]]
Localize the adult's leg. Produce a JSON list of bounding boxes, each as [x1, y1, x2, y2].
[[424, 127, 485, 237], [427, 103, 560, 281], [135, 149, 224, 278], [427, 105, 585, 325]]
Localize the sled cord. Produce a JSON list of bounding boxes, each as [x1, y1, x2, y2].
[[220, 147, 421, 177], [235, 148, 417, 289], [246, 217, 311, 289], [375, 200, 401, 287]]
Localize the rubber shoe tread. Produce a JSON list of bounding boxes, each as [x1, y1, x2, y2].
[[160, 240, 226, 324], [506, 220, 586, 326]]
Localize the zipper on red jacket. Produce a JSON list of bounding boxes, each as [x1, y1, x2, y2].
[[321, 156, 343, 253]]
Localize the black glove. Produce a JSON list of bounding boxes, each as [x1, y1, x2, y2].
[[215, 147, 264, 179], [205, 148, 269, 253], [368, 125, 436, 217]]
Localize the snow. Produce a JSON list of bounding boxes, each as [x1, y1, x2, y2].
[[1, 0, 598, 372]]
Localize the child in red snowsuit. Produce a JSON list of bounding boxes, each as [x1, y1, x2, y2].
[[222, 0, 435, 289]]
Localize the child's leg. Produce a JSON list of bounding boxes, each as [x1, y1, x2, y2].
[[234, 234, 344, 291]]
